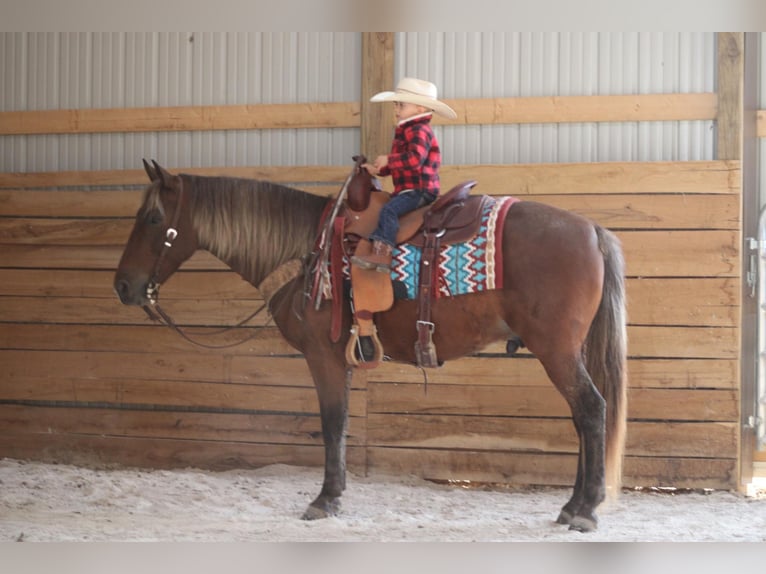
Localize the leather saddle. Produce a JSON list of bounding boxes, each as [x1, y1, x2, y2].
[[343, 179, 485, 249], [338, 164, 484, 369]]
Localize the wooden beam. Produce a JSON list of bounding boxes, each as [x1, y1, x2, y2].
[[436, 93, 718, 126], [360, 33, 395, 159], [0, 189, 742, 229], [716, 32, 744, 160], [0, 160, 739, 191], [0, 165, 349, 189], [758, 110, 766, 137], [0, 102, 361, 136], [0, 93, 718, 137]]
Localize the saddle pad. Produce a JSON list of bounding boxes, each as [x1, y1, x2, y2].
[[391, 196, 518, 300]]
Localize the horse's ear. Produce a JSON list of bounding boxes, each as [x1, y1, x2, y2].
[[143, 158, 158, 182], [151, 160, 178, 189]]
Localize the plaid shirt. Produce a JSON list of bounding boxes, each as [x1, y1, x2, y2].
[[378, 113, 441, 198]]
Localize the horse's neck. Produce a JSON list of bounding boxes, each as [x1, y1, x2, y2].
[[190, 179, 327, 288]]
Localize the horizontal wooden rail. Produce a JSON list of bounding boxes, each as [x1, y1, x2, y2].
[[0, 160, 740, 193], [0, 165, 349, 189], [0, 102, 361, 136], [437, 93, 718, 126], [0, 94, 718, 137], [759, 110, 766, 138]]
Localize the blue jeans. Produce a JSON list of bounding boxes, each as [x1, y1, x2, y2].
[[370, 190, 435, 246]]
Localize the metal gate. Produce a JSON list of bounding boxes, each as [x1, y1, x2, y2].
[[754, 207, 766, 450]]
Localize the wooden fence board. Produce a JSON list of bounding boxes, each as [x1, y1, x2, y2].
[[369, 357, 737, 390], [0, 187, 337, 217], [2, 350, 320, 387], [619, 230, 739, 277], [626, 325, 738, 359], [0, 296, 273, 326], [0, 325, 737, 393], [0, 190, 741, 229], [366, 383, 737, 422], [0, 404, 366, 446], [453, 325, 737, 359], [365, 414, 736, 459], [0, 269, 258, 299], [0, 324, 298, 355], [0, 433, 367, 473], [0, 189, 145, 217], [0, 277, 739, 328], [0, 375, 367, 417], [366, 448, 736, 489], [0, 166, 348, 189], [441, 161, 739, 196], [523, 194, 740, 230], [0, 231, 739, 279], [626, 277, 739, 327], [0, 161, 738, 195], [0, 245, 225, 270]]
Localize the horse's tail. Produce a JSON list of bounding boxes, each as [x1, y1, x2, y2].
[[586, 225, 628, 500]]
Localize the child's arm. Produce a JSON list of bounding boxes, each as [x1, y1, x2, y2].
[[385, 124, 432, 173]]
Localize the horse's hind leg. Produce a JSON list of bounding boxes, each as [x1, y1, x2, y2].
[[556, 421, 586, 526], [301, 353, 352, 520], [543, 357, 606, 532]]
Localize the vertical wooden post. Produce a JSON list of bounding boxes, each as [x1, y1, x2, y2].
[[361, 33, 395, 160], [718, 33, 751, 490], [717, 32, 744, 161]]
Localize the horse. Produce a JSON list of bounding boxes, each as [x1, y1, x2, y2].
[[114, 160, 628, 533]]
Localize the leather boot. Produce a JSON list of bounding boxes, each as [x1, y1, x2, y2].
[[350, 240, 393, 273]]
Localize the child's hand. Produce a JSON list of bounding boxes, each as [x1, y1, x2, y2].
[[372, 155, 388, 171], [362, 163, 378, 176]]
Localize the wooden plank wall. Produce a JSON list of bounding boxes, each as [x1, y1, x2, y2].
[[0, 35, 745, 490], [0, 162, 742, 490]]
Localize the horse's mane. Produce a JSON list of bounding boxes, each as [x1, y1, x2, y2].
[[175, 175, 327, 286]]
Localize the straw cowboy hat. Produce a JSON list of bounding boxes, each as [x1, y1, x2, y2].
[[370, 77, 457, 120]]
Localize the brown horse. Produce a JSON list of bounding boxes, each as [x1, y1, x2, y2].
[[114, 160, 628, 532]]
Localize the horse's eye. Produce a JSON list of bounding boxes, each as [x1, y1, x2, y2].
[[146, 210, 164, 226]]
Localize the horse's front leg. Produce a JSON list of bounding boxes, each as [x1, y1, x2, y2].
[[301, 355, 352, 520]]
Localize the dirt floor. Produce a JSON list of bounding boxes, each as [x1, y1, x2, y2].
[[1, 458, 765, 542]]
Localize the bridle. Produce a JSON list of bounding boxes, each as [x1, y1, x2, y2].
[[145, 177, 184, 307], [140, 176, 269, 349]]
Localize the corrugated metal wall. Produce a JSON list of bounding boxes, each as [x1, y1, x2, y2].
[[0, 32, 721, 171], [0, 32, 361, 171], [395, 32, 717, 164]]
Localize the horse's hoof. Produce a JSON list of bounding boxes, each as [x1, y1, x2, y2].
[[301, 499, 340, 521], [301, 506, 329, 520], [568, 515, 598, 533], [555, 510, 574, 525]]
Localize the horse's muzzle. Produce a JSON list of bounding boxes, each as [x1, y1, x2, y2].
[[113, 274, 149, 306]]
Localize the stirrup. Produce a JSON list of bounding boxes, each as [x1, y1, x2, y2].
[[345, 323, 384, 369]]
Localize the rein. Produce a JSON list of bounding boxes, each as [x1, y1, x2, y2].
[[141, 301, 269, 350]]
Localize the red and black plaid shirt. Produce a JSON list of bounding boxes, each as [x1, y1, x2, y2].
[[378, 113, 441, 198]]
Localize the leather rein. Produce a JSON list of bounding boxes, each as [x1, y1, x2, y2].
[[141, 176, 270, 350]]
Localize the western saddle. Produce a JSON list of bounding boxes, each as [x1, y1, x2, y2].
[[310, 156, 487, 369]]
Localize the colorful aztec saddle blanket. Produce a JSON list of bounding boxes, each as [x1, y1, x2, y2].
[[345, 195, 517, 300]]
